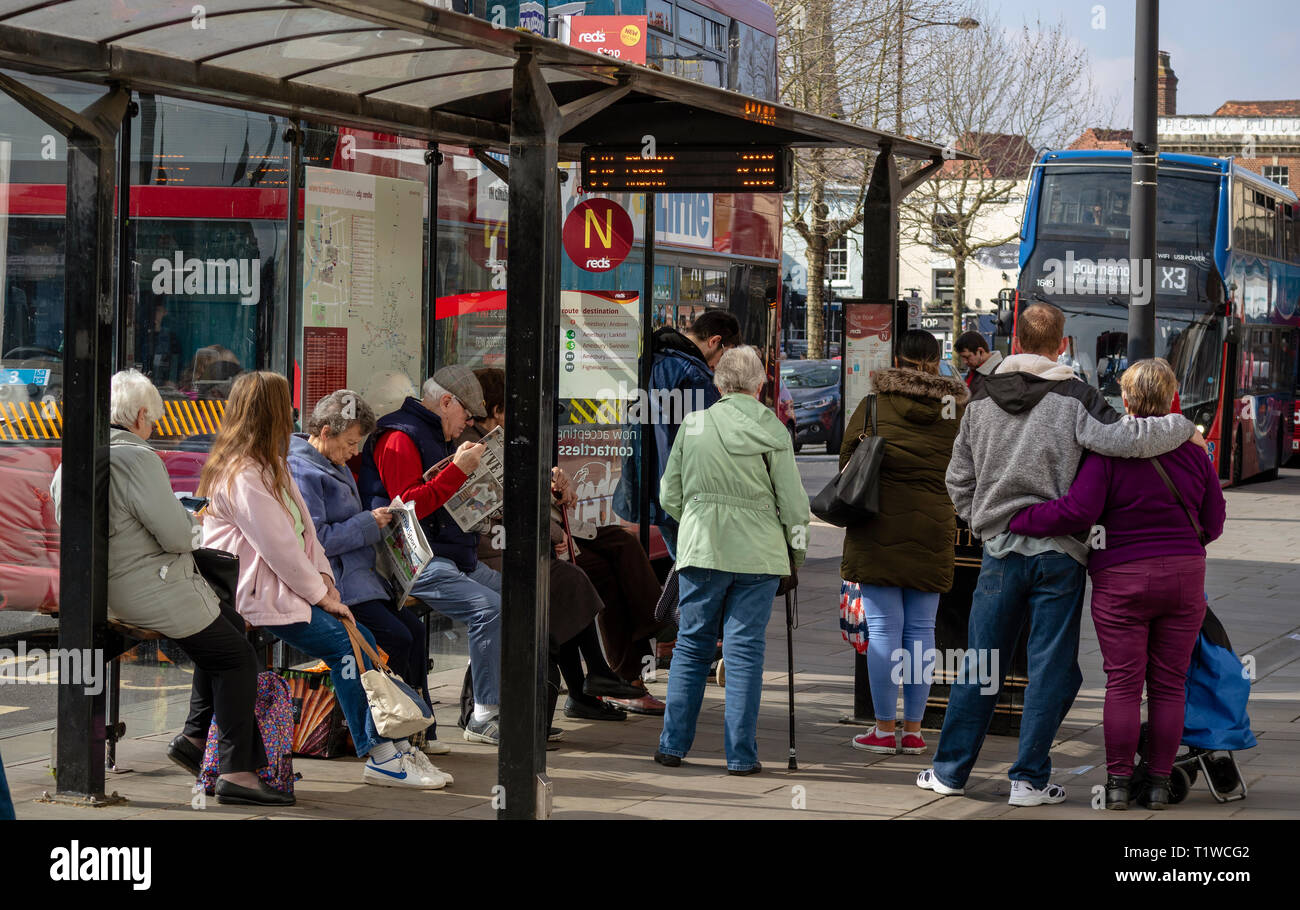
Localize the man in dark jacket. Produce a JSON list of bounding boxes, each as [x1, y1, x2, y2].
[[954, 331, 1003, 399], [356, 365, 506, 745], [613, 308, 740, 557]]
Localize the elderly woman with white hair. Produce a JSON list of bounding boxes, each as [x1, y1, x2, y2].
[[653, 345, 809, 775], [50, 370, 288, 807]]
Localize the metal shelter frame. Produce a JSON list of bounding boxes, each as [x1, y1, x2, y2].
[[0, 0, 966, 819]]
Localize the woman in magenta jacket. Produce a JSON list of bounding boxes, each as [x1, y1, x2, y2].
[[1009, 359, 1226, 811]]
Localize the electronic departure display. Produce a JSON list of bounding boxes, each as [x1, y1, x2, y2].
[[580, 146, 793, 193]]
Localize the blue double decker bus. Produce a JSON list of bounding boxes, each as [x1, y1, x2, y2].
[[1016, 150, 1300, 483]]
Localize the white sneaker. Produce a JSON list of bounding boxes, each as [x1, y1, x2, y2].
[[916, 768, 964, 796], [1008, 780, 1066, 806], [363, 752, 445, 790], [404, 746, 453, 786], [421, 738, 452, 756]]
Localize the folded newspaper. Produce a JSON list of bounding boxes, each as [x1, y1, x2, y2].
[[380, 497, 434, 602], [423, 424, 506, 533]]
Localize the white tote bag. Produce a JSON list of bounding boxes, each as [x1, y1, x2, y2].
[[343, 619, 435, 740]]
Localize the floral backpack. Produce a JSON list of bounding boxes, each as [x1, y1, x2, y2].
[[199, 671, 297, 796], [839, 580, 868, 655]]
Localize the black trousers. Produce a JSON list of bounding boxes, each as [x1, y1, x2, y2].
[[177, 600, 266, 775]]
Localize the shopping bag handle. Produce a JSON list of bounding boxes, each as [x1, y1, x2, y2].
[[341, 616, 393, 675]]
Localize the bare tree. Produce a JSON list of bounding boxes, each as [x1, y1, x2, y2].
[[901, 10, 1115, 364], [774, 0, 958, 356]]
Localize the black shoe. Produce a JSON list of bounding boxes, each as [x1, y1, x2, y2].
[[564, 696, 627, 721], [166, 734, 203, 777], [728, 762, 762, 776], [653, 751, 682, 767], [215, 778, 296, 807], [1105, 774, 1131, 810], [1146, 774, 1171, 810], [582, 673, 645, 700]]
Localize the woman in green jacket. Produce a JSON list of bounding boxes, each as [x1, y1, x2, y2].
[[841, 330, 968, 757], [654, 346, 809, 775]]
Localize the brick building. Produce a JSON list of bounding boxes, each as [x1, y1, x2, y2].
[[1070, 52, 1300, 187]]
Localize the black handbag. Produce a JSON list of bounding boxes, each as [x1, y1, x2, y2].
[[191, 547, 239, 613], [653, 563, 680, 628], [811, 394, 885, 526]]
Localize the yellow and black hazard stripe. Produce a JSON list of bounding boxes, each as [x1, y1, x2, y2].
[[0, 397, 225, 441], [565, 398, 625, 425]]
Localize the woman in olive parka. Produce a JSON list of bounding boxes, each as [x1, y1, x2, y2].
[[840, 330, 969, 758]]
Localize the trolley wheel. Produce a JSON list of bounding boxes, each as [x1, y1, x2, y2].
[[1205, 755, 1240, 794], [1168, 766, 1191, 804]]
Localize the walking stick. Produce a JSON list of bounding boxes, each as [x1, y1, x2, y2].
[[785, 586, 798, 770]]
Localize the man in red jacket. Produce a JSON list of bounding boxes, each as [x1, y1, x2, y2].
[[356, 366, 505, 745]]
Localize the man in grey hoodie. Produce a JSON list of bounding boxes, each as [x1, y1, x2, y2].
[[918, 303, 1204, 806]]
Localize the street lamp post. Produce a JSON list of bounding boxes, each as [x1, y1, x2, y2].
[[1128, 0, 1159, 362], [894, 2, 980, 135]]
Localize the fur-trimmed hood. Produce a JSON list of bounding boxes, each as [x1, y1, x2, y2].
[[872, 367, 969, 404]]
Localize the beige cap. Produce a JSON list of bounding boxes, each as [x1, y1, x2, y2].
[[431, 364, 488, 418]]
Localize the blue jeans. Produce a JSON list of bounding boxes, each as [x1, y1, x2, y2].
[[860, 585, 941, 723], [409, 557, 502, 707], [0, 749, 15, 820], [658, 567, 778, 771], [273, 606, 387, 758], [932, 551, 1086, 789]]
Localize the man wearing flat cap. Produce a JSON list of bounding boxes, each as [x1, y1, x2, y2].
[[357, 365, 506, 745]]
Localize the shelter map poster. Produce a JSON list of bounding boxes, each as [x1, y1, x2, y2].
[[844, 303, 894, 422], [302, 167, 423, 415]]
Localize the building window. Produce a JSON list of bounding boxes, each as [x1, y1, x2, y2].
[[932, 213, 960, 249], [827, 236, 849, 282], [932, 269, 955, 306], [647, 0, 673, 33], [1264, 165, 1289, 188]]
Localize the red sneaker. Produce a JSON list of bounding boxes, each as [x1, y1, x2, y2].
[[899, 732, 926, 754], [851, 726, 898, 754]]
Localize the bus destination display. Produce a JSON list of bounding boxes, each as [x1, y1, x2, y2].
[[581, 146, 793, 193]]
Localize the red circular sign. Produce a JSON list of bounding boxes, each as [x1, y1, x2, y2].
[[563, 198, 634, 272]]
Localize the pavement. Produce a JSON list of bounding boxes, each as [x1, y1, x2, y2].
[[4, 461, 1299, 820]]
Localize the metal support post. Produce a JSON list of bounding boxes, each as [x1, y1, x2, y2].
[[500, 51, 560, 820]]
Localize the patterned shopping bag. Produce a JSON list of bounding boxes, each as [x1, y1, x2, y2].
[[839, 580, 868, 655]]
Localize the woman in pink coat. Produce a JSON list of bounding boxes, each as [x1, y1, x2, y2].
[[200, 372, 446, 791]]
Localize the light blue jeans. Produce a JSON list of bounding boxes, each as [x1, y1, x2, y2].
[[409, 557, 502, 707], [860, 585, 941, 723], [658, 567, 778, 771]]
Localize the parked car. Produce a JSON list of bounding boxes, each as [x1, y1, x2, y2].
[[781, 359, 842, 454]]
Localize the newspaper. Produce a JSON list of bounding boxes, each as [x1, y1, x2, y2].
[[379, 497, 434, 602], [423, 425, 506, 533]]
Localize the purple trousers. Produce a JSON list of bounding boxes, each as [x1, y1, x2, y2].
[[1090, 555, 1206, 778]]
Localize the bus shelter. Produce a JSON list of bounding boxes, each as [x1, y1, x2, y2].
[[0, 0, 962, 818]]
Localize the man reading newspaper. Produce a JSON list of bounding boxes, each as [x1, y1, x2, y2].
[[357, 365, 504, 745]]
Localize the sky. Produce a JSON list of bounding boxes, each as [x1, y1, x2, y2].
[[984, 0, 1300, 124]]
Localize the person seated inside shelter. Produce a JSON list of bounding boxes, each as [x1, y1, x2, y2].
[[356, 366, 506, 746], [200, 371, 449, 790], [50, 369, 287, 806], [288, 388, 481, 762]]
